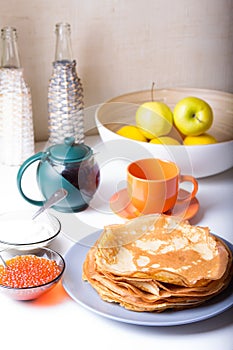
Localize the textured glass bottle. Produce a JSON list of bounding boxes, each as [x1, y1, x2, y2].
[[48, 23, 84, 145], [0, 26, 34, 166]]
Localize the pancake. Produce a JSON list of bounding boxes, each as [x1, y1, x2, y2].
[[96, 215, 229, 287], [82, 214, 232, 312]]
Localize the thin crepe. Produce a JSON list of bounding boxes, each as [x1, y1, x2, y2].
[[82, 214, 232, 312]]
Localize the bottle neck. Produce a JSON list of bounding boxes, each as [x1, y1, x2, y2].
[[1, 26, 21, 68], [54, 23, 73, 63]]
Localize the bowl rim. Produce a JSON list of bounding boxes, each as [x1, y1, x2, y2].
[[0, 211, 61, 247], [0, 246, 65, 290], [97, 87, 233, 104]]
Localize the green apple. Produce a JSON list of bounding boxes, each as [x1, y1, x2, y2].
[[173, 97, 213, 136], [135, 101, 173, 139]]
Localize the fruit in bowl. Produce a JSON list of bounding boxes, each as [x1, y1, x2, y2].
[[116, 95, 216, 146], [149, 136, 181, 145], [183, 133, 217, 145], [95, 88, 233, 178], [173, 96, 214, 137], [116, 125, 147, 142], [135, 101, 173, 139]]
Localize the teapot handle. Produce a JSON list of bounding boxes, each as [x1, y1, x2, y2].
[[17, 152, 44, 206]]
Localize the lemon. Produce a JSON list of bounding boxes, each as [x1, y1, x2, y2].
[[116, 125, 148, 142], [183, 133, 217, 145], [150, 136, 181, 145]]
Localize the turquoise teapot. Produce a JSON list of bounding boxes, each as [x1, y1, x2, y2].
[[17, 137, 100, 212]]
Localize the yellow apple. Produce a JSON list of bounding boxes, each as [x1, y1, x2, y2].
[[135, 101, 173, 139], [183, 133, 217, 145], [150, 136, 181, 145], [173, 97, 213, 136]]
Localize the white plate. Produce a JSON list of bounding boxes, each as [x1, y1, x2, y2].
[[62, 230, 233, 326]]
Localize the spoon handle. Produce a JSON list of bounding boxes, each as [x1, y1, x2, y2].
[[0, 253, 8, 268], [32, 188, 68, 220]]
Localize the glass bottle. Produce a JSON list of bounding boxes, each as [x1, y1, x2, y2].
[[0, 26, 34, 166], [48, 22, 84, 145]]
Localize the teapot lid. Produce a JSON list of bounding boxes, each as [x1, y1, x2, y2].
[[48, 137, 93, 163]]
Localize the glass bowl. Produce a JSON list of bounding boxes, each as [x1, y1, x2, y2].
[[0, 210, 61, 248], [0, 246, 65, 300]]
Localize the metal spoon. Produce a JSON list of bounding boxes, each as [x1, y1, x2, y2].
[[0, 253, 7, 268], [0, 189, 68, 267], [32, 188, 68, 220]]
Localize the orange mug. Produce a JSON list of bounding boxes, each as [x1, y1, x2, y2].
[[127, 158, 198, 215]]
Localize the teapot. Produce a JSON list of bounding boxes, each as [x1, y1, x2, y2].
[[17, 137, 100, 212]]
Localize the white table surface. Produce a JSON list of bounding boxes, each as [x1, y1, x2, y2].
[[0, 135, 233, 350]]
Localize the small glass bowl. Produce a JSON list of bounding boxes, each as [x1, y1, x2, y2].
[[0, 247, 65, 300], [0, 210, 61, 248]]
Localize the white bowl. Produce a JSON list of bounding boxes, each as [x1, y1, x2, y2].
[[95, 88, 233, 178], [0, 210, 61, 248]]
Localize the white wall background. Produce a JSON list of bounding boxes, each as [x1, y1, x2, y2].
[[1, 0, 233, 141]]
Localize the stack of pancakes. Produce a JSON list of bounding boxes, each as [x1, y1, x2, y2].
[[82, 214, 232, 312]]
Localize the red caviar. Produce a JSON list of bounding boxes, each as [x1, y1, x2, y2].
[[0, 255, 61, 288]]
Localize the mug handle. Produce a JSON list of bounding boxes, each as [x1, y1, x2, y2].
[[16, 152, 44, 206], [177, 175, 198, 202]]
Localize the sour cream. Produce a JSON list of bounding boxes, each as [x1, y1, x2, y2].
[[0, 216, 58, 246]]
